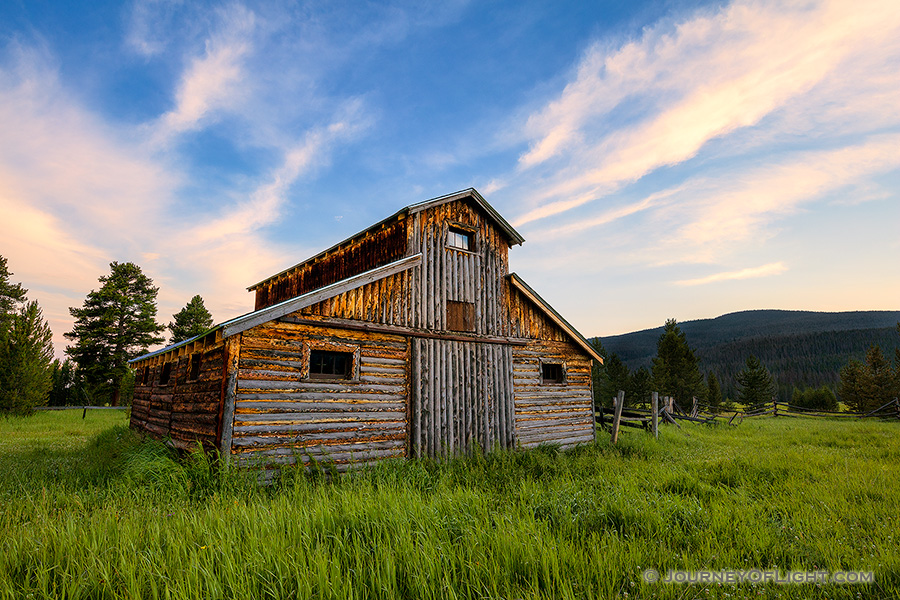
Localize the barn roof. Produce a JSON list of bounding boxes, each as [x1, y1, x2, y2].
[[508, 273, 604, 364], [130, 254, 423, 365], [247, 188, 524, 292]]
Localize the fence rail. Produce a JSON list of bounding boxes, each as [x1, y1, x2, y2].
[[34, 406, 130, 419], [596, 393, 900, 439]]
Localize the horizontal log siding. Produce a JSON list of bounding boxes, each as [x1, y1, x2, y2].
[[254, 218, 409, 310], [512, 340, 594, 449], [507, 284, 594, 448], [410, 338, 514, 458], [130, 346, 225, 449], [231, 320, 408, 468]]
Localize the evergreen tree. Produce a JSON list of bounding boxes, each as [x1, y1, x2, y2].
[[706, 371, 723, 413], [861, 345, 895, 411], [629, 366, 652, 408], [48, 359, 85, 406], [0, 255, 27, 335], [651, 319, 705, 409], [0, 301, 54, 414], [168, 295, 214, 344], [589, 338, 609, 409], [601, 353, 630, 408], [736, 355, 777, 408], [65, 262, 165, 406], [838, 359, 867, 412]]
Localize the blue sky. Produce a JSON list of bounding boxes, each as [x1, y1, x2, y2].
[[2, 0, 898, 357]]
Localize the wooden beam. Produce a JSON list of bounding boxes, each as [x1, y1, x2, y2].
[[223, 254, 423, 338], [280, 315, 529, 346], [611, 390, 625, 444]]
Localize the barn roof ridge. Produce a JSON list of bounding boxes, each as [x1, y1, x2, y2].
[[507, 273, 604, 364], [247, 187, 524, 292]]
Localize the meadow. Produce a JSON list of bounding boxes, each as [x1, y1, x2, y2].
[[0, 410, 898, 600]]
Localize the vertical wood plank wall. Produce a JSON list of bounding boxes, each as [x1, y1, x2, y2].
[[229, 319, 408, 468], [409, 338, 514, 457], [130, 345, 225, 449]]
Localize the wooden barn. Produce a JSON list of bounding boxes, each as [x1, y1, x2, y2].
[[129, 189, 603, 467]]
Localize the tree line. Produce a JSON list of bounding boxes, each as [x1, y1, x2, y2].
[[591, 319, 900, 413], [0, 255, 213, 414]]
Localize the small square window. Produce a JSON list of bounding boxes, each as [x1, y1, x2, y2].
[[447, 227, 472, 251], [541, 362, 564, 385], [309, 350, 353, 379], [447, 301, 476, 332], [189, 354, 201, 381], [159, 362, 173, 386]]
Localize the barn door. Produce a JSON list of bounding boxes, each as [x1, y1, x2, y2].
[[409, 338, 514, 458]]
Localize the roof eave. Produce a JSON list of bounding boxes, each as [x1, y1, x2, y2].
[[507, 273, 604, 364]]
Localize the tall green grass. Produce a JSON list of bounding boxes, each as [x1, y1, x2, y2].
[[1, 410, 897, 599]]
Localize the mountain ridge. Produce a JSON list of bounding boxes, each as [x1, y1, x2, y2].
[[597, 309, 900, 400]]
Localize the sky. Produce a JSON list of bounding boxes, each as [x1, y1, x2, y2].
[[1, 0, 899, 359]]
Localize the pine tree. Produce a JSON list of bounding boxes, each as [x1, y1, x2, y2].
[[861, 345, 895, 411], [48, 359, 84, 406], [65, 262, 165, 406], [0, 255, 27, 335], [736, 355, 777, 408], [589, 338, 609, 409], [601, 354, 630, 408], [838, 359, 867, 412], [629, 366, 652, 408], [0, 301, 54, 414], [168, 295, 214, 344], [651, 319, 705, 409], [706, 371, 723, 413]]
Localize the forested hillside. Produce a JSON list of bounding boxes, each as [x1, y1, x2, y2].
[[599, 310, 900, 401]]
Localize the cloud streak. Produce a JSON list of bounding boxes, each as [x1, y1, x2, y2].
[[512, 0, 900, 226], [674, 262, 787, 286], [154, 4, 257, 142]]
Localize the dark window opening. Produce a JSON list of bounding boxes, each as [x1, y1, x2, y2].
[[142, 366, 149, 385], [447, 301, 476, 332], [189, 354, 201, 381], [160, 362, 173, 386], [309, 350, 353, 379], [542, 362, 564, 384], [447, 227, 472, 251]]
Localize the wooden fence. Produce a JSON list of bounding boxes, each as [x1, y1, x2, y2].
[[34, 406, 130, 419], [596, 393, 900, 443]]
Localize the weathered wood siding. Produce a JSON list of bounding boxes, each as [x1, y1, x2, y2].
[[253, 218, 408, 310], [296, 269, 414, 326], [508, 285, 595, 448], [229, 318, 408, 467], [409, 338, 515, 457], [130, 345, 225, 449], [408, 200, 510, 335]]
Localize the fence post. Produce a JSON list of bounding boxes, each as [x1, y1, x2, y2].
[[611, 390, 625, 445], [772, 397, 778, 417], [82, 406, 87, 419], [691, 396, 698, 418], [651, 391, 659, 439]]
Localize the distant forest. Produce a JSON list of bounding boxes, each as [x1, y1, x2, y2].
[[598, 310, 900, 401]]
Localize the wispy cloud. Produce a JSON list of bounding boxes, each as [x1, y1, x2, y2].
[[512, 0, 900, 226], [154, 3, 256, 141], [674, 262, 787, 286]]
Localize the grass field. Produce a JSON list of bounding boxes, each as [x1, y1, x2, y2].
[[1, 410, 898, 599]]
